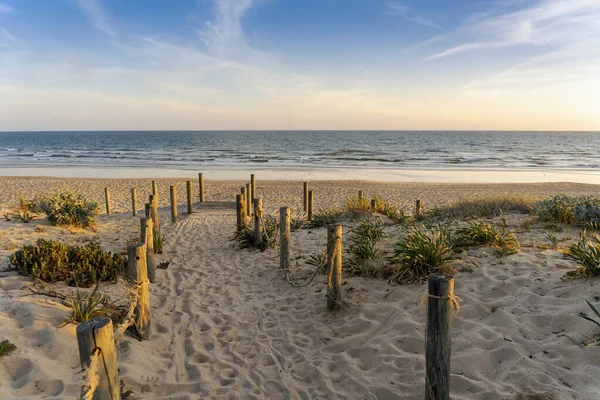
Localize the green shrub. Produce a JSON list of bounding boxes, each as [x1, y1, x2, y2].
[[346, 219, 387, 273], [308, 208, 342, 228], [9, 239, 125, 287], [231, 215, 279, 252], [61, 282, 106, 326], [389, 226, 454, 284], [564, 233, 600, 278], [39, 191, 100, 227], [455, 220, 519, 250], [0, 340, 17, 357], [427, 196, 533, 221], [533, 195, 600, 225]]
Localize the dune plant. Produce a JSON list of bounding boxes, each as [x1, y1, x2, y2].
[[455, 219, 519, 250], [533, 195, 600, 225], [10, 239, 125, 287], [371, 196, 406, 224], [564, 233, 600, 278], [0, 340, 17, 357], [427, 196, 533, 222], [153, 231, 164, 254], [345, 196, 370, 213], [389, 225, 454, 284], [39, 191, 100, 227], [577, 299, 600, 343], [307, 208, 342, 228], [61, 282, 106, 326], [346, 219, 387, 273], [231, 215, 279, 251]]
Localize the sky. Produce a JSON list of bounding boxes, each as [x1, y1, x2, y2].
[[0, 0, 599, 131]]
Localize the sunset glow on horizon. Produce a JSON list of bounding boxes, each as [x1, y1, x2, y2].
[[1, 0, 599, 131]]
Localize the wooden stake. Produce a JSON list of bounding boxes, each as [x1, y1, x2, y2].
[[236, 194, 244, 228], [140, 217, 156, 283], [145, 203, 150, 219], [104, 188, 111, 215], [425, 274, 454, 400], [186, 180, 193, 214], [152, 180, 158, 203], [127, 243, 151, 339], [327, 225, 343, 310], [76, 318, 120, 400], [149, 194, 159, 235], [280, 207, 290, 269], [254, 197, 263, 246], [370, 199, 376, 210], [170, 185, 177, 223], [303, 182, 309, 212], [131, 188, 137, 217], [250, 174, 256, 203], [416, 199, 422, 218], [308, 190, 314, 221], [246, 183, 252, 218], [358, 190, 363, 200], [198, 173, 205, 203]]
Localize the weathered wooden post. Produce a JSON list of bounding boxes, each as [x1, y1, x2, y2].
[[170, 185, 177, 223], [308, 190, 314, 221], [236, 194, 244, 228], [254, 197, 263, 246], [127, 243, 151, 339], [152, 180, 158, 202], [416, 199, 422, 218], [246, 183, 252, 218], [131, 188, 137, 217], [280, 207, 290, 269], [425, 274, 454, 400], [76, 318, 120, 400], [149, 194, 159, 235], [370, 199, 376, 210], [104, 188, 111, 215], [198, 173, 205, 203], [358, 190, 363, 200], [186, 180, 193, 214], [145, 203, 150, 219], [140, 217, 156, 283], [250, 174, 256, 202], [326, 225, 343, 310], [303, 182, 309, 212]]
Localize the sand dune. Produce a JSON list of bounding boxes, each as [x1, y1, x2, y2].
[[0, 177, 599, 399]]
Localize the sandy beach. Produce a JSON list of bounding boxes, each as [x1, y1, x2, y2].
[[1, 176, 600, 399]]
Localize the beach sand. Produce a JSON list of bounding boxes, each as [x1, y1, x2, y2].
[[1, 177, 599, 399]]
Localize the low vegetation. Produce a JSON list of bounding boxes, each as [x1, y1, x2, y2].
[[389, 225, 454, 284], [455, 219, 519, 255], [38, 191, 100, 227], [345, 196, 370, 213], [231, 215, 279, 251], [10, 239, 125, 287], [533, 195, 600, 225], [346, 219, 388, 276], [370, 196, 406, 224], [61, 282, 107, 326], [564, 233, 600, 278], [0, 340, 17, 357], [426, 195, 533, 221], [307, 208, 342, 228], [577, 299, 600, 344]]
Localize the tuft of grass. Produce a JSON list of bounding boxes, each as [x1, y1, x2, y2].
[[290, 214, 306, 232], [564, 233, 600, 278], [0, 340, 17, 357], [307, 208, 342, 228], [577, 299, 600, 344], [455, 219, 519, 250], [346, 219, 388, 276], [371, 196, 406, 224], [61, 282, 106, 326], [345, 196, 370, 213], [231, 215, 279, 251], [426, 196, 533, 222], [533, 194, 600, 225], [305, 253, 326, 271], [546, 232, 560, 249], [153, 231, 164, 254], [389, 225, 454, 284]]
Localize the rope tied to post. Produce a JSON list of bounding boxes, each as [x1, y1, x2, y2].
[[81, 347, 101, 400], [428, 292, 461, 314], [113, 279, 147, 342]]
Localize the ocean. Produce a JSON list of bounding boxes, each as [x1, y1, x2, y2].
[[1, 131, 599, 172]]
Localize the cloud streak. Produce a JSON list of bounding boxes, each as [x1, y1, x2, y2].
[[73, 0, 116, 38], [386, 2, 438, 28]]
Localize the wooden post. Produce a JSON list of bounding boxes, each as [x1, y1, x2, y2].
[[145, 203, 150, 219], [104, 188, 111, 215], [370, 199, 376, 210], [254, 197, 263, 246], [308, 190, 314, 221], [425, 274, 454, 400], [149, 195, 159, 235], [280, 207, 290, 269], [327, 225, 343, 310], [246, 183, 252, 218], [127, 243, 151, 339], [303, 182, 309, 212], [131, 188, 137, 217], [186, 180, 193, 214], [198, 173, 205, 203], [236, 194, 244, 228], [170, 185, 177, 223], [416, 199, 422, 218], [250, 174, 256, 202], [140, 217, 156, 283], [358, 190, 363, 200], [76, 318, 120, 400], [152, 180, 158, 196]]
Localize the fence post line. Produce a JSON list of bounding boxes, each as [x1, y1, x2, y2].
[[140, 217, 156, 283], [104, 188, 111, 215], [280, 207, 290, 269], [198, 173, 205, 203], [251, 174, 256, 203], [246, 183, 252, 218], [76, 317, 120, 400], [127, 243, 151, 339], [425, 274, 454, 400], [327, 225, 343, 310], [254, 197, 263, 246], [186, 180, 193, 214], [308, 190, 314, 221], [303, 182, 309, 213], [131, 188, 137, 217], [170, 185, 177, 223]]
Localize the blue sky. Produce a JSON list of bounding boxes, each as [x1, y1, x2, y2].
[[1, 0, 599, 130]]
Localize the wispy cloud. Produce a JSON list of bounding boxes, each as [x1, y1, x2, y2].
[[0, 3, 13, 14], [427, 0, 600, 60], [73, 0, 116, 38], [386, 2, 438, 28]]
